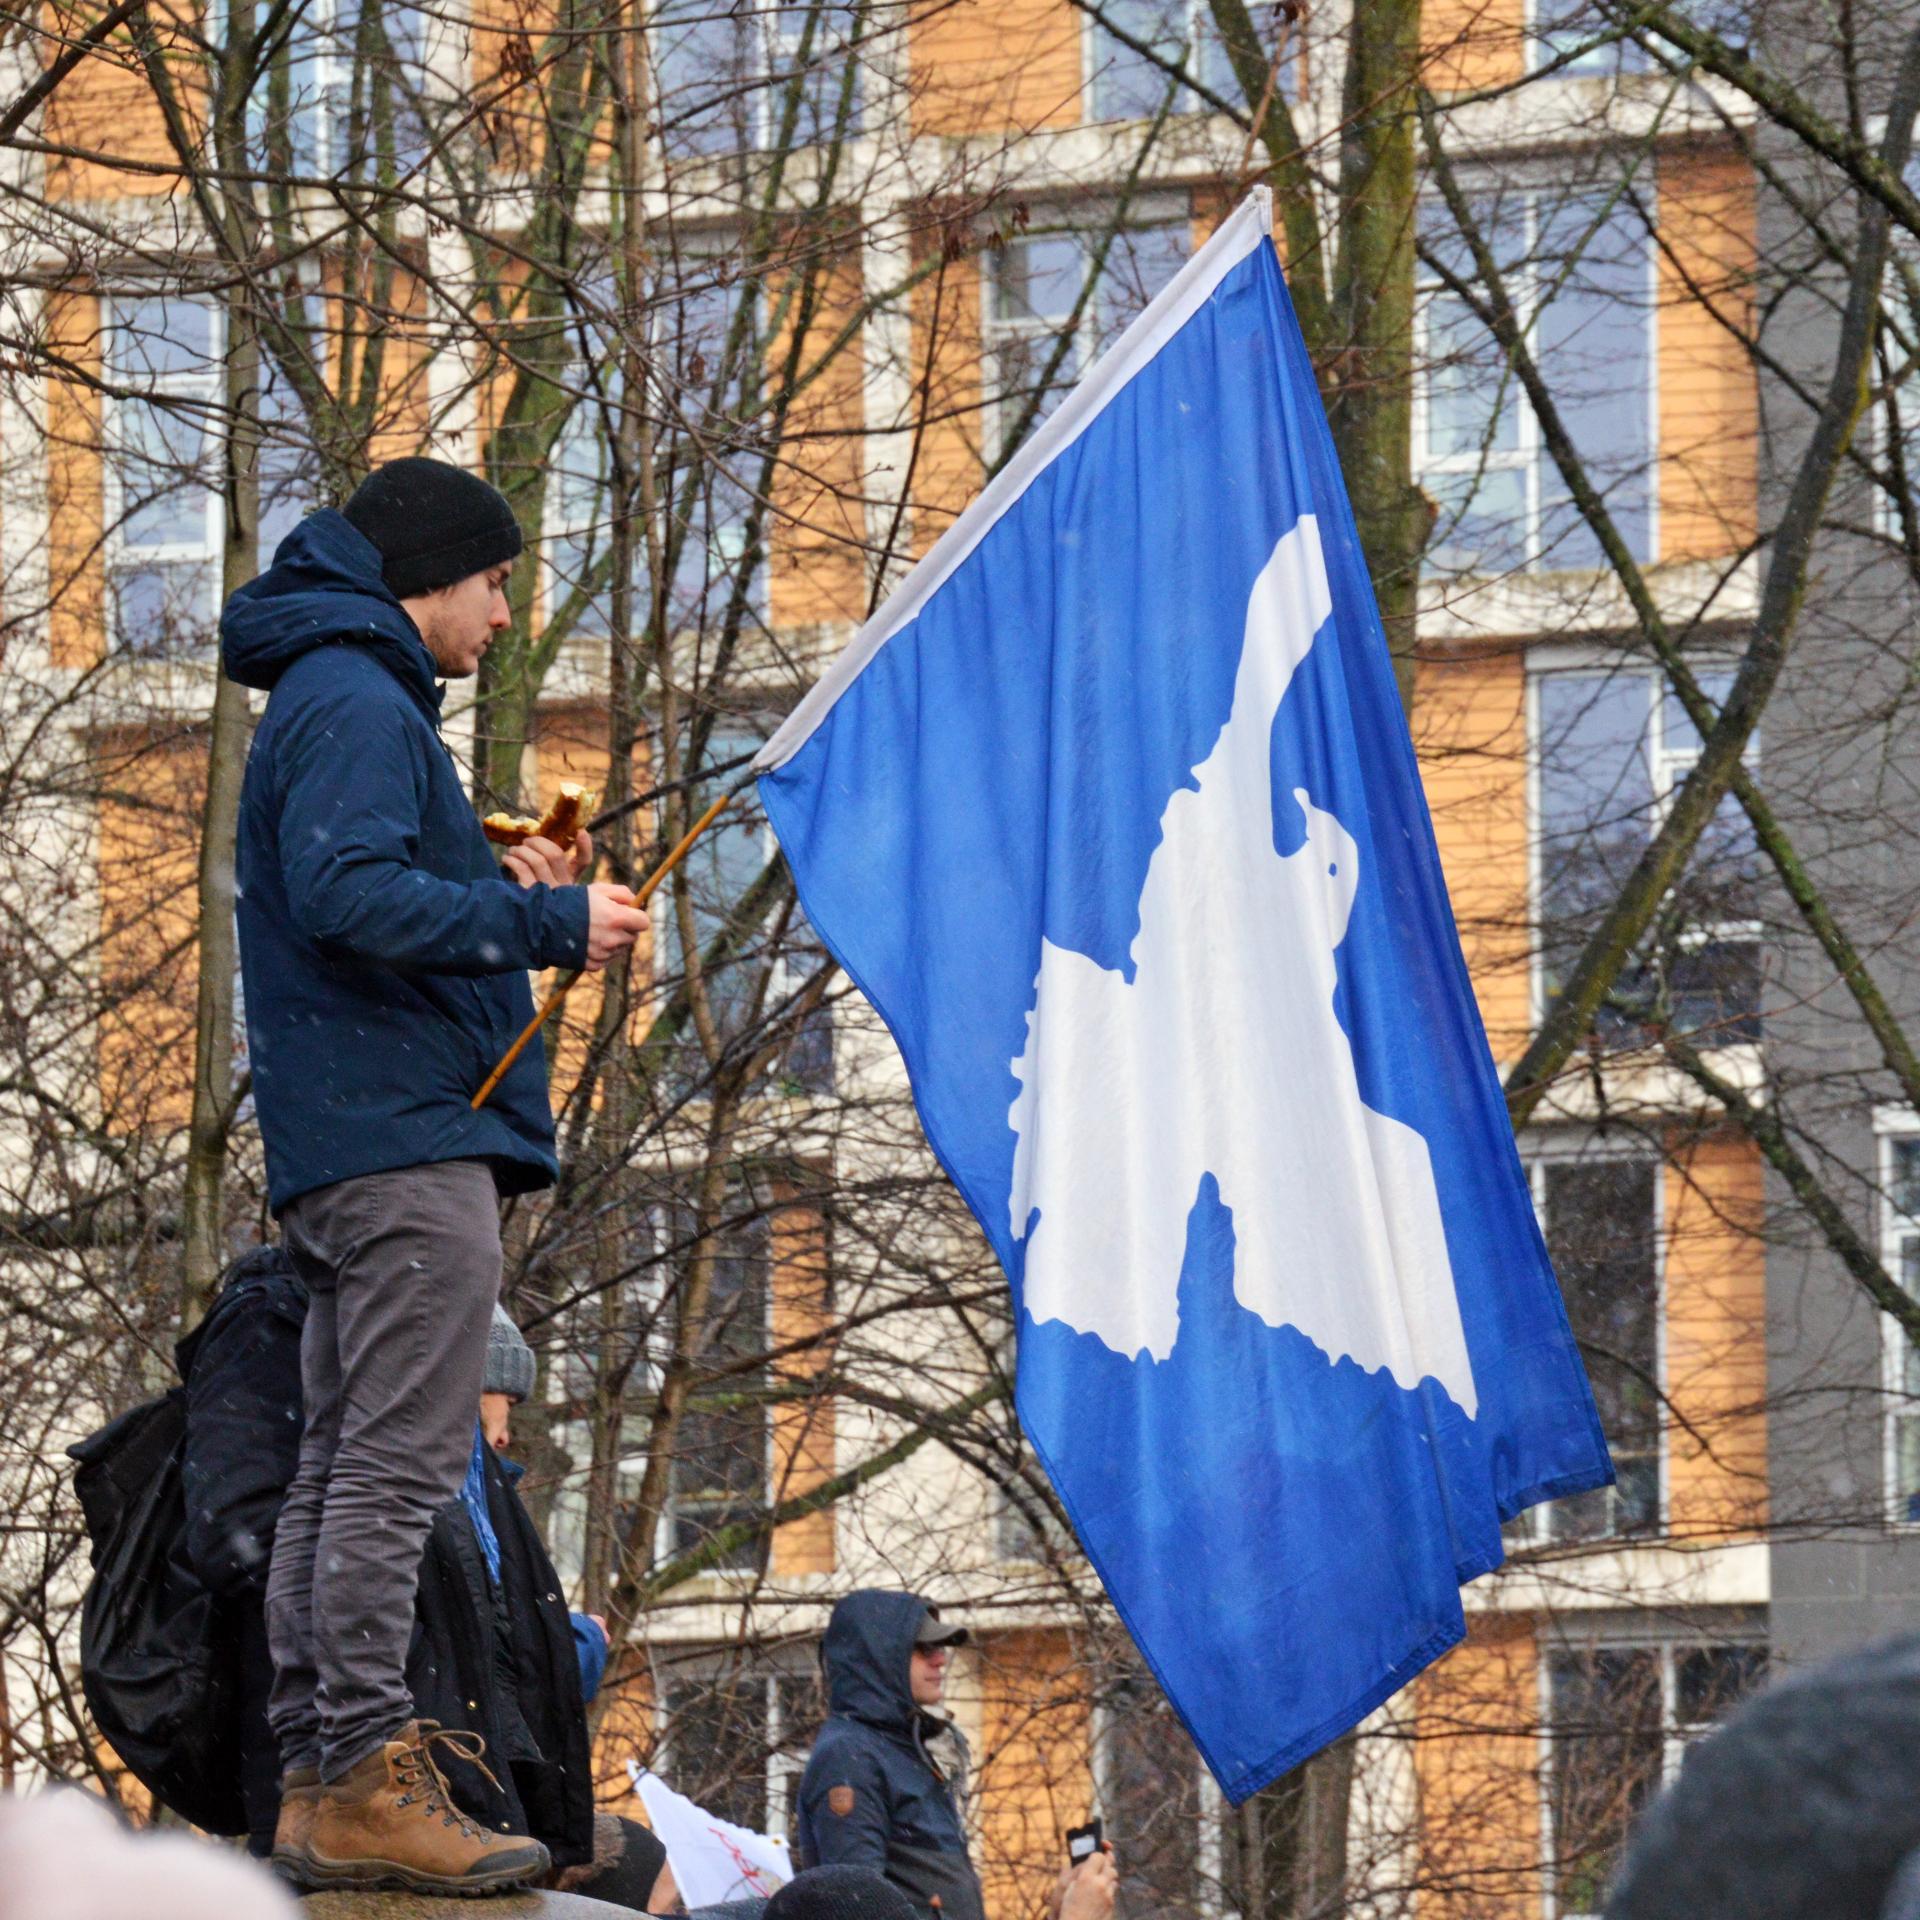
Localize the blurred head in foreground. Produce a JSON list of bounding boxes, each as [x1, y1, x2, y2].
[[0, 1789, 297, 1920], [1607, 1633, 1920, 1920], [766, 1866, 921, 1920]]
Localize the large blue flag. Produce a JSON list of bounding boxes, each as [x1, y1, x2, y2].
[[755, 191, 1612, 1800]]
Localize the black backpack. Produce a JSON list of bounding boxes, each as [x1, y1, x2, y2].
[[67, 1388, 245, 1835]]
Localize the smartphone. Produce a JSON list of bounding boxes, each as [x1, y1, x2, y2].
[[1066, 1819, 1104, 1866]]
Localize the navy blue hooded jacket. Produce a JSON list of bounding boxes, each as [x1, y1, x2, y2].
[[222, 511, 589, 1212], [796, 1592, 984, 1920]]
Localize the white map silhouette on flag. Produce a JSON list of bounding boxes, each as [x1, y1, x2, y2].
[[1007, 516, 1479, 1418]]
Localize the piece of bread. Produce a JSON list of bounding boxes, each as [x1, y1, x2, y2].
[[482, 781, 597, 848]]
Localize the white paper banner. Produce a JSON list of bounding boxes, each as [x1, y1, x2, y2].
[[630, 1763, 794, 1909]]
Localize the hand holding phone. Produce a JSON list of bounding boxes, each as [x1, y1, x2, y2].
[[1057, 1825, 1117, 1920]]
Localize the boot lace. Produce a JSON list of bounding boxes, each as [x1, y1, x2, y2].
[[391, 1721, 505, 1839]]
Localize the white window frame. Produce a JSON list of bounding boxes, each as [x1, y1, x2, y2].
[[1414, 186, 1659, 577], [272, 0, 352, 175], [1081, 0, 1303, 124], [650, 2, 863, 159], [1870, 378, 1920, 543], [544, 1205, 674, 1598], [1871, 157, 1920, 542], [545, 349, 621, 638], [1877, 1108, 1920, 1528], [102, 293, 224, 656], [768, 0, 860, 139], [1527, 0, 1648, 75], [981, 197, 1192, 465], [229, 0, 431, 178], [1089, 1686, 1231, 1920], [656, 1649, 819, 1840], [709, 765, 835, 1091], [1537, 1631, 1765, 1920], [1524, 651, 1762, 1034], [1511, 1136, 1667, 1548], [650, 1195, 774, 1575], [1530, 1, 1754, 79], [637, 723, 830, 1093], [546, 1196, 773, 1594], [547, 261, 771, 640]]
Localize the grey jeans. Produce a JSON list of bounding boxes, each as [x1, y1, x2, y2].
[[265, 1159, 502, 1780]]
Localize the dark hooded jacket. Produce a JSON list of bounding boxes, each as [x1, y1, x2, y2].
[[177, 1246, 597, 1869], [795, 1592, 984, 1920], [221, 509, 589, 1214]]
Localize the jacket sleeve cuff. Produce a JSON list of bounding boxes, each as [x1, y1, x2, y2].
[[537, 886, 593, 972]]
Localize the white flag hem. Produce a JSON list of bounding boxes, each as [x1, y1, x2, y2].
[[754, 186, 1276, 774]]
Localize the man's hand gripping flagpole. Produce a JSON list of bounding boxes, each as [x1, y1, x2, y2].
[[470, 780, 744, 1111]]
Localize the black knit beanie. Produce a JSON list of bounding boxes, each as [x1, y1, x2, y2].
[[568, 1814, 670, 1911], [343, 456, 523, 599], [765, 1868, 918, 1920]]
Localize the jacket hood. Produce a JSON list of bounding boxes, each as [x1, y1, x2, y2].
[[821, 1589, 929, 1732], [220, 508, 440, 714]]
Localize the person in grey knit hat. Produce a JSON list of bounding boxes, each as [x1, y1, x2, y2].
[[482, 1302, 537, 1410], [465, 1309, 686, 1915]]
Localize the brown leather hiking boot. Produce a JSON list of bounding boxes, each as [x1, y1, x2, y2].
[[304, 1720, 549, 1896], [270, 1763, 323, 1884]]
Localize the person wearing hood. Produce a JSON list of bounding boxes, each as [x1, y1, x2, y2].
[[795, 1592, 984, 1920], [220, 458, 648, 1896]]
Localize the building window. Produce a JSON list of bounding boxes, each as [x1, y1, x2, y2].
[[984, 215, 1190, 462], [103, 297, 318, 653], [662, 1661, 819, 1841], [1529, 0, 1648, 74], [1417, 187, 1653, 575], [1530, 1, 1750, 76], [1095, 1674, 1224, 1920], [1516, 1157, 1661, 1544], [256, 345, 321, 561], [1546, 1638, 1764, 1918], [1874, 162, 1920, 549], [232, 0, 429, 176], [104, 297, 223, 656], [656, 1204, 774, 1574], [993, 1344, 1070, 1563], [1533, 664, 1763, 1048], [1086, 1, 1302, 123], [643, 730, 833, 1099], [652, 2, 864, 159], [549, 273, 767, 645], [1880, 1125, 1920, 1523]]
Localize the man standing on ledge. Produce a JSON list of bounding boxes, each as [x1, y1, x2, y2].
[[221, 457, 648, 1894]]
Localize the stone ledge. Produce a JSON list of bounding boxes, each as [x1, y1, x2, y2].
[[302, 1891, 635, 1918]]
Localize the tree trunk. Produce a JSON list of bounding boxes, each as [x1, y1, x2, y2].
[[1298, 1, 1428, 1899], [1327, 0, 1431, 718], [180, 295, 260, 1328]]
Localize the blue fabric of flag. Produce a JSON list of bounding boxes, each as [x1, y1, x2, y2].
[[757, 199, 1612, 1801]]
